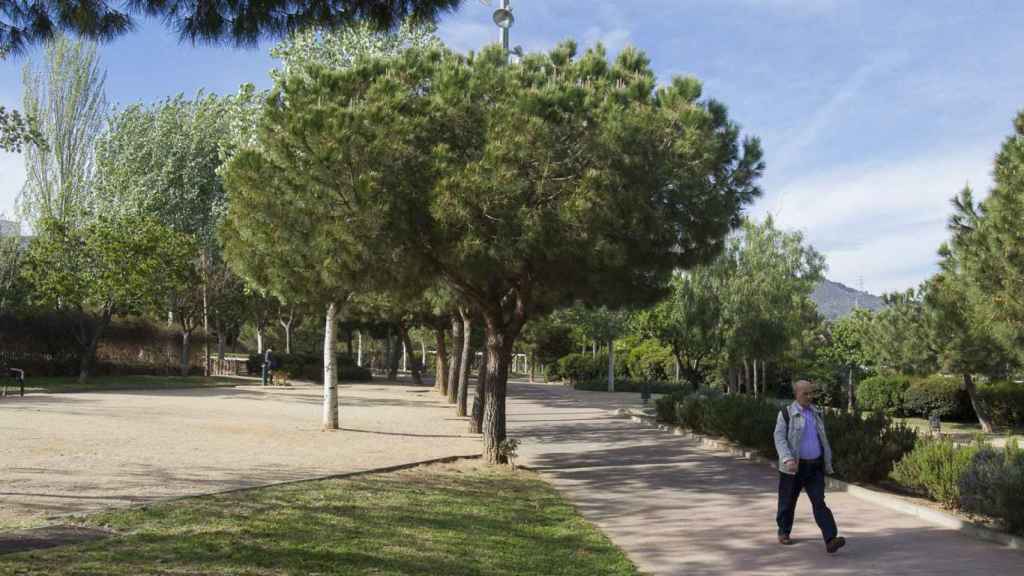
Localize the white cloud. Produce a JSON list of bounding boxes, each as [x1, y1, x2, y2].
[[753, 144, 994, 294]]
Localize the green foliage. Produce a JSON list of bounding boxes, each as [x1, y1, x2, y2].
[[654, 390, 689, 424], [903, 375, 973, 420], [246, 352, 369, 382], [958, 442, 1024, 533], [656, 392, 917, 483], [892, 439, 979, 508], [857, 374, 912, 415], [0, 105, 43, 153], [23, 216, 195, 318], [575, 378, 690, 396], [824, 410, 918, 483], [0, 0, 461, 57], [624, 339, 674, 383], [871, 289, 939, 375], [977, 381, 1024, 429], [20, 35, 108, 227], [944, 112, 1024, 365], [634, 267, 724, 384]]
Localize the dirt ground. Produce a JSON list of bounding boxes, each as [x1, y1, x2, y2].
[[0, 381, 481, 529]]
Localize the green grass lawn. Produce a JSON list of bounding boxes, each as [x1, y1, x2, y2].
[[14, 375, 241, 394], [0, 461, 641, 576]]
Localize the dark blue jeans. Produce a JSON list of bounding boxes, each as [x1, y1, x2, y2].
[[261, 364, 271, 386], [777, 458, 838, 542]]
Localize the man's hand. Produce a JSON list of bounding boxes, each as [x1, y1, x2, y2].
[[785, 459, 797, 473]]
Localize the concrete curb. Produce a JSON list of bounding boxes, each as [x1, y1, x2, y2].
[[614, 408, 1023, 551]]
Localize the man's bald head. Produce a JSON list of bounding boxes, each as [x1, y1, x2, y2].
[[794, 380, 816, 407]]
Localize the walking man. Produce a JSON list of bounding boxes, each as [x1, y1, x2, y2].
[[262, 347, 275, 386], [774, 379, 846, 554]]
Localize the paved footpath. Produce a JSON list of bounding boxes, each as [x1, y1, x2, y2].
[[509, 381, 1024, 576]]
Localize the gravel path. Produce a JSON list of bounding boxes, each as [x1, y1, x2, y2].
[[0, 381, 480, 529]]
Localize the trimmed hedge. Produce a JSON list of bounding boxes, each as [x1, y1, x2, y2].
[[554, 352, 628, 384], [575, 378, 693, 395], [656, 392, 917, 484], [857, 374, 912, 415], [903, 374, 973, 420], [977, 381, 1024, 429], [247, 353, 370, 382]]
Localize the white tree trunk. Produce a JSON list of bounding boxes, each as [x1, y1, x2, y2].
[[607, 339, 615, 392], [256, 327, 264, 355], [356, 330, 363, 367], [755, 359, 761, 398], [323, 302, 339, 430], [402, 341, 407, 372]]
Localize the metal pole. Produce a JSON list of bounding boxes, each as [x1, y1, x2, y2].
[[500, 0, 510, 56]]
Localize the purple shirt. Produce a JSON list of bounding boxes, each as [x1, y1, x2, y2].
[[799, 405, 822, 460]]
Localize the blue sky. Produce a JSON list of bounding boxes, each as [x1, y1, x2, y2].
[[1, 0, 1022, 294]]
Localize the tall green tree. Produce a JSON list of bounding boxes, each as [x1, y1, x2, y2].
[[948, 114, 1024, 360], [224, 42, 764, 462], [928, 188, 1019, 432], [22, 216, 195, 382], [561, 304, 630, 391], [19, 35, 107, 227], [868, 288, 938, 375], [636, 264, 727, 386], [719, 218, 824, 396], [0, 106, 43, 152], [816, 308, 873, 411]]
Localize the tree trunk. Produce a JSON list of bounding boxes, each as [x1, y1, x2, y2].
[[387, 329, 400, 380], [180, 330, 191, 377], [607, 339, 615, 392], [357, 330, 363, 367], [217, 330, 226, 361], [481, 319, 515, 464], [752, 358, 759, 398], [202, 283, 210, 377], [76, 313, 109, 384], [529, 352, 536, 384], [435, 327, 448, 396], [848, 365, 856, 412], [457, 311, 472, 417], [592, 340, 597, 359], [323, 302, 339, 430], [279, 315, 293, 354], [470, 347, 487, 434], [963, 373, 994, 433], [256, 326, 264, 355], [399, 323, 423, 386], [448, 316, 463, 405]]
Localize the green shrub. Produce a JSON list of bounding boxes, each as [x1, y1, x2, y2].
[[891, 439, 980, 508], [677, 395, 707, 433], [957, 441, 1024, 534], [824, 411, 917, 483], [699, 395, 780, 459], [903, 374, 972, 420], [858, 374, 912, 415], [625, 340, 674, 383], [247, 353, 371, 382], [977, 381, 1024, 429], [655, 392, 686, 424], [556, 353, 596, 384], [574, 378, 692, 395]]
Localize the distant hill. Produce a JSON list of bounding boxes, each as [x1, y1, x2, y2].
[[811, 279, 885, 320]]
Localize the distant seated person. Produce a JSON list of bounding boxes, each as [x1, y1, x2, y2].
[[262, 347, 275, 386]]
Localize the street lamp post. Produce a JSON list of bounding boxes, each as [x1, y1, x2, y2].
[[491, 0, 514, 60]]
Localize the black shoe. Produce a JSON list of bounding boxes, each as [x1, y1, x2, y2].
[[778, 535, 794, 545], [826, 536, 846, 554]]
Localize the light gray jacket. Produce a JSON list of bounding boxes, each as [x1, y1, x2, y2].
[[773, 401, 834, 475]]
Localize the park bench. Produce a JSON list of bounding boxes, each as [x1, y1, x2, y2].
[[2, 367, 25, 397]]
